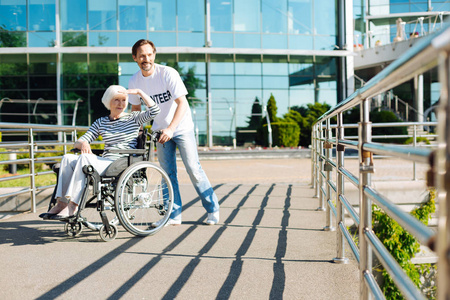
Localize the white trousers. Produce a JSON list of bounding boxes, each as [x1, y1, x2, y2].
[[55, 154, 113, 204]]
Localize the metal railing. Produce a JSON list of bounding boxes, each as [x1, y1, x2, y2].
[[311, 25, 450, 299], [0, 123, 90, 213]]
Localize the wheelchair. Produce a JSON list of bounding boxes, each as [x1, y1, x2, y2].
[[48, 130, 174, 242]]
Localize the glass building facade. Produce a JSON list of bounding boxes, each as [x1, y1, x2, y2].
[[0, 0, 349, 145]]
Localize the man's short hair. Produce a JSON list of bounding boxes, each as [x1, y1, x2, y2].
[[132, 39, 157, 57]]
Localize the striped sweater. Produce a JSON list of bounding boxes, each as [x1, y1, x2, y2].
[[79, 106, 160, 160]]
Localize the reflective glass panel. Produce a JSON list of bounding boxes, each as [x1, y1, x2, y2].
[[262, 0, 287, 33], [314, 0, 336, 35], [119, 0, 146, 30], [0, 0, 26, 31], [61, 0, 86, 30], [211, 33, 233, 48], [262, 34, 288, 49], [178, 0, 204, 31], [89, 54, 118, 74], [29, 32, 56, 47], [211, 0, 232, 32], [155, 53, 177, 65], [235, 76, 261, 89], [210, 75, 235, 89], [148, 0, 176, 31], [29, 54, 56, 74], [89, 32, 117, 47], [234, 0, 260, 32], [289, 35, 313, 50], [62, 54, 88, 75], [0, 31, 26, 47], [314, 35, 337, 50], [262, 56, 288, 75], [0, 54, 27, 75], [148, 32, 176, 47], [288, 0, 312, 34], [290, 89, 315, 106], [62, 32, 87, 47], [263, 76, 289, 89], [178, 32, 205, 47], [29, 0, 55, 31], [235, 33, 261, 48], [210, 54, 234, 75], [235, 55, 261, 75], [88, 0, 116, 30], [178, 54, 206, 75], [119, 32, 146, 47]]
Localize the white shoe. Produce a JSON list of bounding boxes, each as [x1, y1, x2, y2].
[[205, 211, 219, 225], [151, 218, 181, 228]]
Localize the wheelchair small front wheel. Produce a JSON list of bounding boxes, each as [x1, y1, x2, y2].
[[115, 161, 174, 236], [99, 224, 118, 242], [64, 222, 83, 237]]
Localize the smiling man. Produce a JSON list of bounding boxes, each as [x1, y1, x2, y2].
[[128, 39, 220, 227]]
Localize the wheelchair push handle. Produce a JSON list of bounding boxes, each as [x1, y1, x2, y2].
[[149, 130, 165, 147]]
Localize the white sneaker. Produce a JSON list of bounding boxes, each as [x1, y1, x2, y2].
[[151, 218, 181, 228], [205, 211, 219, 225]]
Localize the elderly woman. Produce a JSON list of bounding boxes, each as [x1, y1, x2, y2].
[[39, 85, 160, 220]]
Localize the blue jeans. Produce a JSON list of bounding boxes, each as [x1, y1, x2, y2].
[[156, 130, 219, 220]]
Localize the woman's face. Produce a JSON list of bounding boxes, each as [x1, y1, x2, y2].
[[109, 93, 128, 115]]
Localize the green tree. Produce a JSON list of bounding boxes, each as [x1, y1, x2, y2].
[[266, 93, 279, 123], [246, 97, 262, 129], [0, 25, 26, 47], [290, 102, 330, 146]]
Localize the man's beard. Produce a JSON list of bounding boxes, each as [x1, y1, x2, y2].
[[141, 63, 152, 72]]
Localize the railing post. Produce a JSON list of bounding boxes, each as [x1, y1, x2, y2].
[[317, 122, 325, 211], [29, 128, 36, 213], [359, 99, 373, 300], [313, 124, 320, 198], [334, 112, 348, 263], [413, 124, 417, 180], [311, 124, 316, 189], [436, 51, 450, 300], [324, 119, 335, 231]]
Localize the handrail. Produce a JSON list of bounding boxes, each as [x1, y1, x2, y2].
[[0, 122, 90, 213], [311, 24, 450, 299], [318, 25, 450, 122]]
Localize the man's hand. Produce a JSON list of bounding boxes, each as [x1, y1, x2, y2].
[[159, 128, 174, 144]]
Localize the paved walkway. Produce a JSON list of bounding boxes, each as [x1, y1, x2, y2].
[[0, 158, 363, 299]]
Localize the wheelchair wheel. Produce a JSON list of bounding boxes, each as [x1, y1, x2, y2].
[[115, 161, 174, 236], [64, 222, 83, 237], [99, 224, 118, 242]]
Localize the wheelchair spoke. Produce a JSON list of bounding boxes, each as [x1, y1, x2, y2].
[[115, 161, 173, 236]]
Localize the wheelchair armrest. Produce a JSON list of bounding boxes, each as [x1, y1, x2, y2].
[[106, 149, 146, 155], [71, 148, 104, 155]]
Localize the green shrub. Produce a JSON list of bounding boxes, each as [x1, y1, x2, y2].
[[404, 137, 430, 145], [373, 189, 436, 299], [260, 122, 300, 147]]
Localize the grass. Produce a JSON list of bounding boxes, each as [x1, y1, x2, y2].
[[0, 168, 57, 188]]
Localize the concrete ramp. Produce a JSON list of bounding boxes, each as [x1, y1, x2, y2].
[[0, 158, 359, 300]]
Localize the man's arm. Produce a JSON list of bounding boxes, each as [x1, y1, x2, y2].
[[159, 95, 189, 144]]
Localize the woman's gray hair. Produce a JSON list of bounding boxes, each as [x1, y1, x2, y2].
[[102, 85, 127, 110]]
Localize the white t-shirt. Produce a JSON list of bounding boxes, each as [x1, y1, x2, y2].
[[128, 64, 193, 136]]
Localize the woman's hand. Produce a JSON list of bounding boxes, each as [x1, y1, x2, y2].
[[75, 140, 92, 154], [124, 88, 156, 107]]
